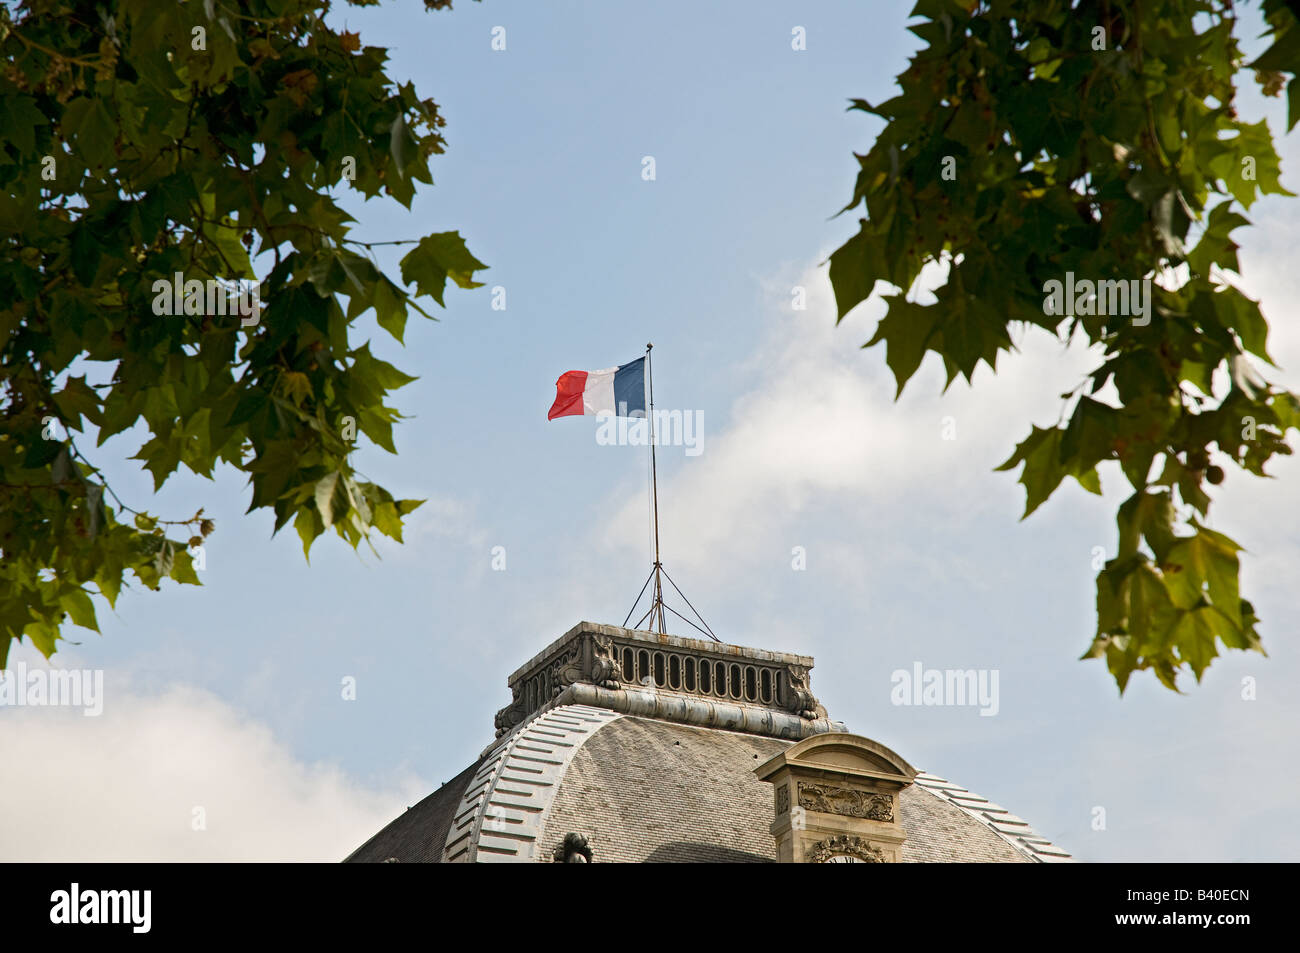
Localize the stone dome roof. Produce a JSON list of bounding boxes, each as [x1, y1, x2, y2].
[[344, 624, 1072, 864]]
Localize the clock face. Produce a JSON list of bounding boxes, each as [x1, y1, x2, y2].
[[824, 854, 864, 863]]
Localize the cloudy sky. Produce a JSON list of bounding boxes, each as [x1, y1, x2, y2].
[[4, 0, 1299, 863]]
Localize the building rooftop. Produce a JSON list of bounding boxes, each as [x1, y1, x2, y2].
[[345, 622, 1071, 864]]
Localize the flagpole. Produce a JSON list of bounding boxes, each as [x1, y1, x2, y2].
[[646, 342, 665, 634], [617, 343, 717, 641]]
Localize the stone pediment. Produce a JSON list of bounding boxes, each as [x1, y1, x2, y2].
[[754, 733, 916, 788]]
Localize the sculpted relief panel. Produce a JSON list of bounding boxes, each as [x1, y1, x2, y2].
[[798, 782, 894, 822]]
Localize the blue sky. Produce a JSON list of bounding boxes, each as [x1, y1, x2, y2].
[[4, 0, 1299, 862]]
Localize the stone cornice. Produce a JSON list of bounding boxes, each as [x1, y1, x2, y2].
[[554, 682, 843, 740]]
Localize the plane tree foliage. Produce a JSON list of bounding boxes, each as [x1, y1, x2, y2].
[[829, 0, 1300, 692], [0, 0, 484, 665]]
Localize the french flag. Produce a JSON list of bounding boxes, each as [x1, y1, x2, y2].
[[548, 358, 646, 420]]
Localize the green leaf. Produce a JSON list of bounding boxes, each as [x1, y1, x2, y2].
[[1173, 607, 1222, 682], [71, 226, 103, 286], [1225, 120, 1294, 207], [1225, 291, 1271, 363], [398, 231, 487, 307], [23, 621, 60, 659], [358, 407, 397, 453], [1126, 563, 1178, 656], [1093, 559, 1181, 694], [865, 298, 937, 397], [1185, 202, 1246, 279], [295, 507, 324, 561], [828, 224, 886, 320], [53, 376, 102, 430], [1271, 392, 1300, 434], [1060, 396, 1118, 471], [352, 343, 418, 391], [373, 277, 407, 343], [1116, 490, 1176, 562], [172, 549, 202, 586], [62, 96, 118, 169], [1251, 21, 1300, 71], [995, 426, 1068, 518], [372, 501, 404, 541], [96, 565, 122, 608], [61, 589, 99, 632], [1165, 529, 1239, 622], [280, 371, 313, 408], [0, 92, 47, 155], [1073, 467, 1102, 495], [935, 300, 985, 381]]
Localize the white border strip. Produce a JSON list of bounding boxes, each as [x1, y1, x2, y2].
[[913, 771, 1073, 863], [443, 705, 622, 863]]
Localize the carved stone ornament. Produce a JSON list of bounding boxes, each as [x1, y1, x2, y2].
[[806, 835, 886, 864], [493, 688, 527, 737], [784, 664, 828, 721], [549, 642, 584, 698], [798, 782, 894, 822], [553, 832, 593, 863], [589, 634, 623, 689], [776, 784, 790, 815]]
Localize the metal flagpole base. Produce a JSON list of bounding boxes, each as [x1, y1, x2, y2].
[[623, 561, 719, 642]]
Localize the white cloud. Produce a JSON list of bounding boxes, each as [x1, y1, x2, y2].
[[598, 261, 1105, 578], [0, 664, 422, 862]]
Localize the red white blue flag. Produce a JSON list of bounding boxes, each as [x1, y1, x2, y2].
[[548, 358, 647, 420]]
